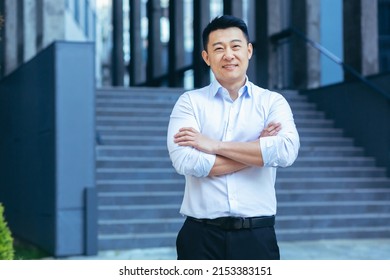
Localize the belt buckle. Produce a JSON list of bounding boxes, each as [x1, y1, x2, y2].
[[224, 217, 245, 230]]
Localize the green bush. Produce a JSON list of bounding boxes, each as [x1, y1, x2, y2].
[[0, 203, 14, 260]]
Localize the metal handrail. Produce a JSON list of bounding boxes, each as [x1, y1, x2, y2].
[[269, 27, 390, 99]]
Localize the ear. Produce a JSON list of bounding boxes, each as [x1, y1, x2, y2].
[[202, 50, 210, 66], [247, 43, 253, 60]]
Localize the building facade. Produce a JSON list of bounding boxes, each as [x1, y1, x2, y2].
[[0, 0, 99, 81], [1, 0, 389, 89], [106, 0, 388, 90]]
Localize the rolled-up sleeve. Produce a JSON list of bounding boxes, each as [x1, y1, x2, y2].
[[259, 94, 300, 167], [167, 93, 216, 177]]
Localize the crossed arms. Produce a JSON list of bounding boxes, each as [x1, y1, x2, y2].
[[173, 123, 281, 176], [167, 91, 300, 178]]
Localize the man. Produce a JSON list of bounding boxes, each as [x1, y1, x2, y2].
[[167, 15, 300, 260]]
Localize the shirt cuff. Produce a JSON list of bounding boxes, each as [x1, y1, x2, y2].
[[259, 136, 277, 167], [196, 152, 216, 177]]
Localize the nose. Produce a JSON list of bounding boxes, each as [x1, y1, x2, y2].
[[223, 48, 234, 60]]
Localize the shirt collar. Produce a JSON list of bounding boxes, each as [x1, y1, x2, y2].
[[210, 77, 251, 98]]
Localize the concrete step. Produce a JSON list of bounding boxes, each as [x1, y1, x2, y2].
[[96, 126, 344, 138], [97, 179, 185, 192], [277, 201, 390, 215], [97, 213, 390, 235], [98, 218, 184, 235], [96, 107, 173, 117], [275, 177, 390, 188], [98, 204, 180, 219], [98, 201, 390, 221], [98, 232, 177, 250], [95, 155, 377, 169], [97, 87, 183, 98], [276, 167, 387, 178], [95, 177, 390, 192], [96, 88, 307, 102], [276, 188, 390, 200], [97, 188, 390, 206], [98, 225, 390, 250], [96, 146, 169, 157], [96, 116, 335, 128], [96, 166, 387, 180], [96, 106, 328, 119], [96, 99, 317, 112], [293, 157, 376, 167], [96, 156, 172, 168], [96, 177, 390, 189], [98, 191, 184, 205], [95, 135, 355, 146], [95, 145, 364, 157], [276, 226, 390, 242], [276, 213, 390, 229]]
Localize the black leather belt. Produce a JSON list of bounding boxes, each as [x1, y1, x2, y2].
[[187, 215, 275, 230]]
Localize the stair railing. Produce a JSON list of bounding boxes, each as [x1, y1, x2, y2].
[[269, 27, 390, 99]]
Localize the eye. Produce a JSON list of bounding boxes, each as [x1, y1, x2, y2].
[[232, 45, 241, 50], [214, 47, 224, 52]]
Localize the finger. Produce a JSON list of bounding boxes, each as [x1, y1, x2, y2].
[[174, 134, 192, 142], [274, 122, 281, 129], [179, 127, 198, 133], [175, 129, 193, 138], [267, 122, 281, 132], [267, 125, 275, 133]]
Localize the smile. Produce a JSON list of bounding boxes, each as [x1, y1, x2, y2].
[[222, 64, 238, 69]]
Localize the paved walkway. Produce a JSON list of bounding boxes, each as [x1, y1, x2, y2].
[[66, 238, 390, 260]]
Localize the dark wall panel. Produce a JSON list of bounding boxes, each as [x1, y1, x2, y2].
[[0, 41, 96, 257], [302, 73, 390, 176]]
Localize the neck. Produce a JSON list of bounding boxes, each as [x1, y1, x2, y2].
[[218, 78, 246, 101], [228, 89, 239, 101]]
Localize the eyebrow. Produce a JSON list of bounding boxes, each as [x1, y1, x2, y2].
[[212, 39, 243, 47]]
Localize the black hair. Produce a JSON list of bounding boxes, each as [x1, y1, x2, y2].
[[202, 15, 250, 51]]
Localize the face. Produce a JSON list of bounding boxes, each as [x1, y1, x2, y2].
[[202, 27, 253, 89]]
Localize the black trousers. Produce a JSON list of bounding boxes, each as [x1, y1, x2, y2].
[[176, 217, 280, 260]]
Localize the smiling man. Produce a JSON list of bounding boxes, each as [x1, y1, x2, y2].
[[167, 15, 300, 260]]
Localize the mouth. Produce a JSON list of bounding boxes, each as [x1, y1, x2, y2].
[[222, 64, 238, 70]]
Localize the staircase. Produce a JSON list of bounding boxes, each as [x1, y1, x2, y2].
[[95, 87, 390, 251]]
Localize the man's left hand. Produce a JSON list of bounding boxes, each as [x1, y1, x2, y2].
[[174, 127, 219, 154], [260, 122, 281, 138]]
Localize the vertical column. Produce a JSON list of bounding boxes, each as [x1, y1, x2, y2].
[[112, 0, 124, 86], [223, 0, 243, 18], [36, 0, 43, 51], [246, 0, 256, 40], [129, 0, 144, 85], [343, 0, 379, 80], [147, 0, 162, 85], [168, 0, 185, 87], [290, 0, 307, 89], [193, 0, 210, 88], [24, 0, 37, 62], [306, 0, 320, 88], [267, 0, 283, 89], [42, 0, 65, 47], [291, 0, 320, 89], [17, 0, 24, 65], [253, 0, 269, 88], [3, 0, 18, 75], [0, 0, 4, 77]]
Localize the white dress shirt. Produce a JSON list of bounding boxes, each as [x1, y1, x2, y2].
[[167, 79, 300, 219]]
